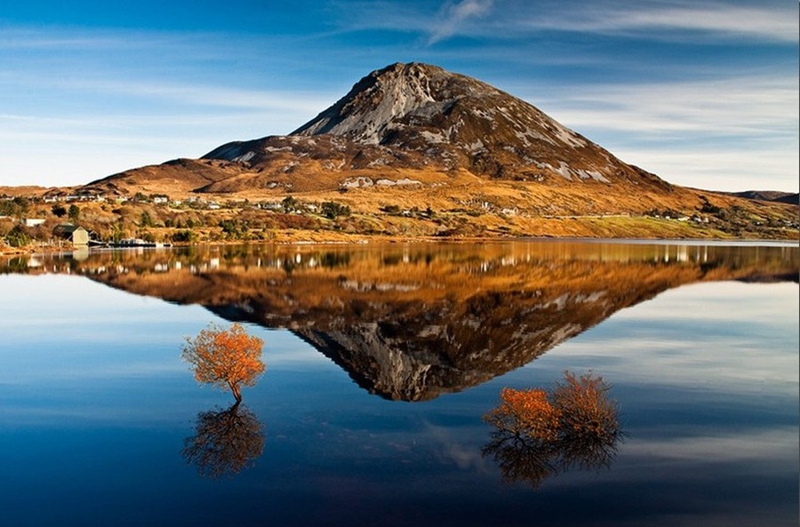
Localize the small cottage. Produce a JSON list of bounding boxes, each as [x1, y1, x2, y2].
[[53, 224, 89, 246]]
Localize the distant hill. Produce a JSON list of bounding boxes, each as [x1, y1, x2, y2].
[[723, 190, 799, 205]]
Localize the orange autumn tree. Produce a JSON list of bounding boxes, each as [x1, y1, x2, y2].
[[182, 323, 266, 402], [483, 387, 562, 442]]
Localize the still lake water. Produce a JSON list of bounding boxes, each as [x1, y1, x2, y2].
[[0, 240, 797, 527]]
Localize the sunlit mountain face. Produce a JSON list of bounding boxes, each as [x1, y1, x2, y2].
[[4, 241, 797, 401]]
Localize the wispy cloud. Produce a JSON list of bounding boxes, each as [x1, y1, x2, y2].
[[622, 428, 798, 463], [428, 0, 495, 44], [55, 78, 332, 114], [0, 26, 200, 52], [1, 3, 795, 191], [519, 0, 799, 43], [517, 73, 799, 191], [332, 0, 797, 44], [537, 74, 798, 138], [612, 147, 799, 193], [328, 0, 495, 42]]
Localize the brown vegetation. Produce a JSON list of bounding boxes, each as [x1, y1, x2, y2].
[[483, 372, 622, 488], [3, 62, 797, 251], [1, 181, 796, 256]]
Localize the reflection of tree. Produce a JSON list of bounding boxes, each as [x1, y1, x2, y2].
[[182, 402, 265, 478], [483, 372, 622, 489], [482, 433, 559, 489]]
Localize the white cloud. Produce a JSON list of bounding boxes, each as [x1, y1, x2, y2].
[[0, 28, 152, 50], [609, 147, 799, 193], [47, 78, 333, 114], [428, 0, 495, 44], [537, 75, 797, 136], [1, 6, 795, 191], [330, 0, 497, 43], [551, 281, 800, 392]]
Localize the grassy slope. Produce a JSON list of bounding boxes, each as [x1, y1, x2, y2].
[[2, 166, 798, 253]]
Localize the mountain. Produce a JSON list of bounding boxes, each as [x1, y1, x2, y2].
[[69, 62, 797, 239], [83, 62, 675, 200], [204, 62, 669, 190]]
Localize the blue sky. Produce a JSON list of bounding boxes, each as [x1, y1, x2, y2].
[[1, 0, 797, 192]]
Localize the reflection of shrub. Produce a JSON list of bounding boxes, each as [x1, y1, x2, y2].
[[483, 371, 622, 488], [382, 254, 403, 266], [182, 402, 265, 478], [319, 252, 351, 269]]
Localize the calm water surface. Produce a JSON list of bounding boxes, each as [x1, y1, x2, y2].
[[0, 240, 797, 527]]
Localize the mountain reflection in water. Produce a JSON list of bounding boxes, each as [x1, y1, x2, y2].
[[4, 241, 797, 401]]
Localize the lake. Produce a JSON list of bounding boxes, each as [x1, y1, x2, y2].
[[0, 240, 797, 527]]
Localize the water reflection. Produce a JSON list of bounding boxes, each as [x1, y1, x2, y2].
[[483, 372, 622, 489], [182, 401, 265, 478], [2, 242, 797, 401]]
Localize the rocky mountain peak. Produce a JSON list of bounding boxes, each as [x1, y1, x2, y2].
[[291, 62, 496, 144], [194, 62, 672, 192], [287, 62, 652, 184]]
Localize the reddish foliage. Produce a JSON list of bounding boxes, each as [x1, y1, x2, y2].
[[483, 371, 622, 488], [182, 323, 266, 402], [484, 387, 561, 441]]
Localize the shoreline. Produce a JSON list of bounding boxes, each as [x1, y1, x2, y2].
[[4, 231, 799, 259]]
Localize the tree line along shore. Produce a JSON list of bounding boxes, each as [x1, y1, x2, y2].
[[2, 191, 798, 255]]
